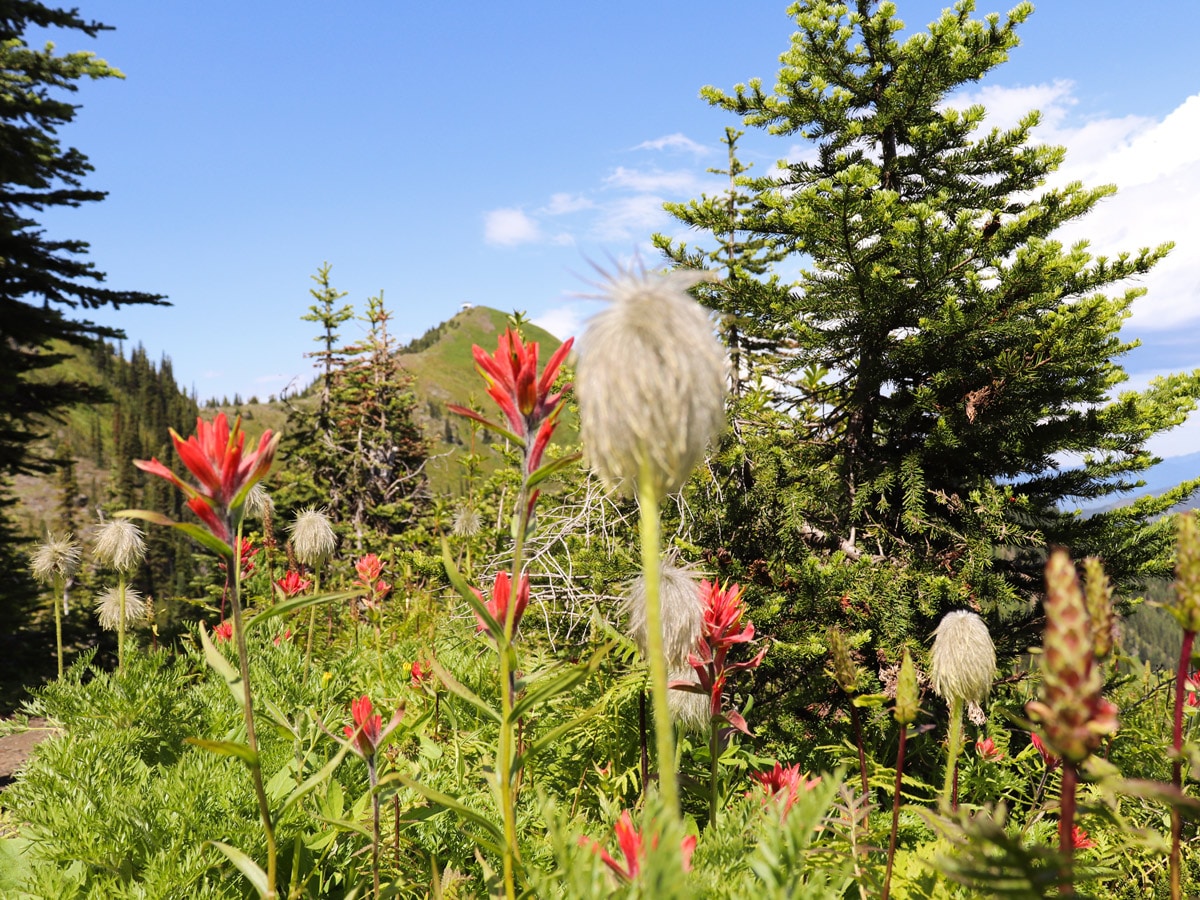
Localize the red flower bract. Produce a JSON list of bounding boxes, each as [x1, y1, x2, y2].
[[355, 553, 385, 583], [344, 695, 382, 758], [473, 570, 531, 639], [276, 570, 312, 598], [580, 810, 696, 882], [135, 413, 280, 543], [213, 620, 233, 642]]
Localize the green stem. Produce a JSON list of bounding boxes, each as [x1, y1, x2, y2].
[[303, 570, 321, 678], [882, 726, 907, 900], [369, 756, 380, 900], [230, 521, 277, 899], [53, 576, 64, 679], [941, 697, 963, 810], [638, 468, 678, 817], [117, 573, 127, 673], [497, 487, 532, 900], [708, 714, 720, 827]]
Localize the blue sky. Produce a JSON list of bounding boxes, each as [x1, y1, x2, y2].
[[34, 1, 1200, 457]]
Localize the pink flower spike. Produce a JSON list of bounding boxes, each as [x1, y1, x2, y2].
[[212, 620, 233, 642], [1071, 825, 1096, 850]]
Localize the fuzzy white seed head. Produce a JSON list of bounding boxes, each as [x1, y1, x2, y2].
[[95, 585, 147, 632], [930, 610, 997, 705], [245, 483, 274, 520], [30, 533, 82, 584], [290, 507, 336, 566], [624, 558, 706, 670], [452, 505, 482, 538], [92, 519, 147, 573], [668, 668, 710, 734], [576, 265, 727, 498]]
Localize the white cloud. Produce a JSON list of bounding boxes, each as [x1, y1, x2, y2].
[[590, 195, 674, 241], [949, 84, 1200, 333], [532, 303, 593, 342], [604, 166, 699, 194], [633, 133, 710, 155], [483, 207, 542, 246], [540, 192, 593, 216]]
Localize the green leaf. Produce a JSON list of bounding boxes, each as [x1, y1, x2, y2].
[[279, 739, 354, 818], [247, 590, 361, 632], [445, 405, 523, 446], [207, 841, 271, 897], [441, 539, 504, 637], [198, 622, 245, 705], [514, 705, 602, 774], [526, 452, 582, 489], [375, 771, 503, 854], [186, 738, 259, 766], [510, 643, 609, 723], [851, 692, 889, 708], [428, 659, 500, 723]]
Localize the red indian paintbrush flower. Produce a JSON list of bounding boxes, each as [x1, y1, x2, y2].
[[354, 553, 385, 583], [674, 580, 766, 734], [133, 413, 280, 545], [580, 810, 696, 882], [975, 737, 1004, 762], [448, 329, 575, 480], [342, 694, 403, 760], [276, 570, 312, 598], [473, 570, 531, 638], [752, 762, 821, 816]]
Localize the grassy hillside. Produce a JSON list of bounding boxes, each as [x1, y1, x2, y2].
[[393, 305, 576, 492]]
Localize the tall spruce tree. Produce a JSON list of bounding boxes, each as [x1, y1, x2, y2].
[[0, 4, 164, 650], [660, 0, 1200, 738], [0, 3, 166, 480]]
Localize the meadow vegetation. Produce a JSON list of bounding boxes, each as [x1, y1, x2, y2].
[[4, 1, 1200, 898]]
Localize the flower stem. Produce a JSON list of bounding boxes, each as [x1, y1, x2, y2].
[[117, 574, 127, 673], [708, 714, 720, 827], [1171, 628, 1194, 900], [303, 570, 321, 678], [496, 488, 532, 900], [940, 697, 963, 810], [53, 576, 64, 679], [230, 523, 277, 899], [882, 726, 907, 900], [368, 756, 380, 900], [850, 702, 870, 803], [1058, 762, 1078, 895], [638, 468, 679, 818]]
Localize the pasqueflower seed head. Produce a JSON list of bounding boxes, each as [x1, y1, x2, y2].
[[930, 610, 996, 705], [576, 265, 727, 498], [1082, 556, 1116, 661], [95, 586, 147, 632], [290, 507, 336, 567], [244, 483, 274, 520], [1026, 549, 1118, 765], [624, 557, 705, 670], [30, 532, 81, 584], [92, 519, 147, 574], [667, 667, 710, 734]]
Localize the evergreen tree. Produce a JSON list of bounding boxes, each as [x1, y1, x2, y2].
[[660, 0, 1200, 745], [278, 274, 429, 547], [654, 128, 792, 398], [0, 3, 166, 480]]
